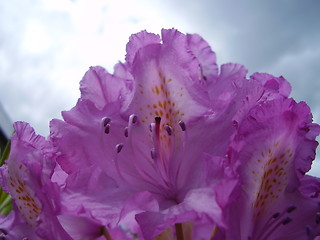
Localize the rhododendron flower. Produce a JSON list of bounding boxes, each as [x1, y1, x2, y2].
[[49, 29, 313, 239], [0, 29, 319, 240], [215, 98, 320, 240], [50, 29, 238, 238], [0, 122, 72, 240]]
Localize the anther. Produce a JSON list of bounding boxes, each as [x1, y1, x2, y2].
[[282, 217, 292, 225], [0, 228, 8, 235], [315, 212, 320, 224], [102, 117, 111, 127], [305, 225, 312, 236], [104, 124, 110, 134], [116, 143, 124, 153], [286, 205, 297, 213], [178, 120, 186, 131], [164, 125, 172, 136], [124, 127, 128, 137], [130, 114, 138, 124], [272, 212, 280, 219]]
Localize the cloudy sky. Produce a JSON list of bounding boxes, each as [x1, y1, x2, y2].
[[0, 0, 319, 174]]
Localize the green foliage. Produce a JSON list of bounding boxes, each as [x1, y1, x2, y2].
[[0, 140, 12, 215]]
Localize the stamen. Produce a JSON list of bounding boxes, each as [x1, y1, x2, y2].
[[164, 125, 172, 136], [305, 225, 312, 237], [255, 205, 296, 240], [130, 114, 138, 124], [282, 217, 292, 225], [315, 212, 320, 224], [126, 114, 138, 144], [260, 216, 293, 240], [286, 205, 297, 213], [174, 120, 188, 185], [102, 117, 111, 127], [116, 143, 124, 153], [104, 124, 110, 134], [272, 212, 281, 219], [124, 127, 128, 137], [178, 120, 186, 131]]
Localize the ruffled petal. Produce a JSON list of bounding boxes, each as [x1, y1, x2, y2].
[[0, 122, 72, 240], [250, 72, 292, 98], [225, 98, 320, 239], [186, 33, 218, 83], [125, 30, 161, 65], [80, 66, 127, 110], [50, 99, 126, 178]]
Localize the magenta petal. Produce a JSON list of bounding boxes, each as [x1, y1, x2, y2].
[[118, 191, 159, 236], [136, 187, 222, 239], [0, 122, 72, 239], [80, 66, 126, 110], [125, 30, 161, 65], [251, 72, 292, 98], [186, 33, 218, 83], [50, 99, 125, 177], [299, 174, 320, 198], [57, 215, 104, 240], [0, 211, 40, 239], [225, 98, 320, 239]]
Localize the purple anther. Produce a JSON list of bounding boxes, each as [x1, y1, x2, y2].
[[286, 205, 297, 213], [282, 217, 292, 225], [272, 212, 280, 219], [316, 212, 320, 224], [178, 120, 186, 131], [124, 127, 128, 137], [105, 124, 110, 134], [130, 114, 138, 124], [305, 225, 312, 236], [102, 117, 111, 127], [164, 125, 172, 136], [116, 143, 124, 153]]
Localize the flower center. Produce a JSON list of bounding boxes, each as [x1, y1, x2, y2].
[[102, 114, 187, 202]]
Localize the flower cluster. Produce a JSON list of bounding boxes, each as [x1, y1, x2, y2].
[[0, 29, 320, 240]]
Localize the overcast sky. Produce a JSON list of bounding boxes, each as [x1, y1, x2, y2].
[[0, 0, 319, 174]]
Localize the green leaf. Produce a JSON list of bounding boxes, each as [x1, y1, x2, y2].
[[0, 140, 10, 166], [0, 140, 12, 215]]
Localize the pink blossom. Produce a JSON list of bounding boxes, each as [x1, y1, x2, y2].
[[0, 29, 319, 240], [217, 98, 320, 239], [0, 122, 72, 239]]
